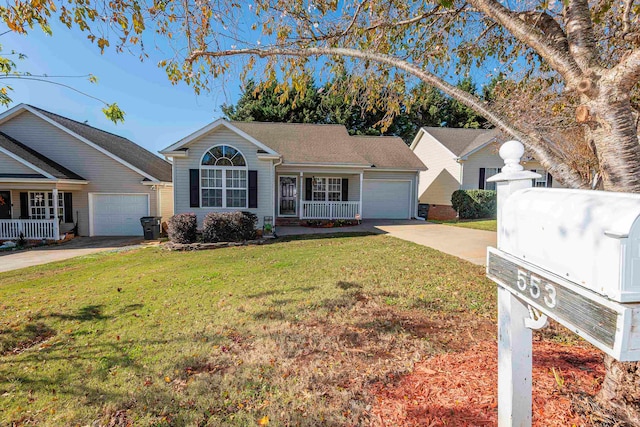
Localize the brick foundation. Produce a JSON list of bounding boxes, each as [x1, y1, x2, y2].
[[426, 204, 458, 221]]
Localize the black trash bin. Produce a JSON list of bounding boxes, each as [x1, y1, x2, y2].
[[418, 203, 430, 219], [140, 216, 162, 240]]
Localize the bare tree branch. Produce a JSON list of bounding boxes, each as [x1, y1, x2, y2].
[[608, 48, 640, 91], [341, 0, 367, 37], [188, 45, 589, 188]]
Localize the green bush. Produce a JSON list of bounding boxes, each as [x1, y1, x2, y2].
[[202, 211, 257, 242], [168, 213, 198, 244], [451, 189, 497, 219]]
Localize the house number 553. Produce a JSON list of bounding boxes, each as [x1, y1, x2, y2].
[[516, 269, 557, 309]]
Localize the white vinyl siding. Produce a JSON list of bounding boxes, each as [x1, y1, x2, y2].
[[0, 151, 40, 175], [173, 127, 273, 227], [0, 111, 163, 236], [159, 186, 174, 223], [412, 132, 462, 206], [461, 143, 504, 191]]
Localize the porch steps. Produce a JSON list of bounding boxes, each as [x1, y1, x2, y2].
[[276, 218, 302, 226]]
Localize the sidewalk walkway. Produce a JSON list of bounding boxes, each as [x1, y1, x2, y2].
[[277, 220, 496, 265]]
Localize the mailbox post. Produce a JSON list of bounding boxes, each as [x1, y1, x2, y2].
[[487, 141, 541, 427], [487, 140, 640, 427]]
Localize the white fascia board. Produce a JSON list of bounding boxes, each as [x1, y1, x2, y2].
[[409, 128, 426, 150], [418, 128, 458, 158], [370, 167, 428, 172], [283, 162, 371, 168], [160, 118, 280, 156], [0, 146, 57, 179], [0, 178, 88, 184], [457, 137, 498, 161], [257, 154, 281, 160], [0, 105, 160, 182], [141, 181, 173, 187]]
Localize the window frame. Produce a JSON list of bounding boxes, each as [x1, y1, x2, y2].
[[311, 177, 342, 202], [29, 191, 64, 220], [199, 145, 248, 209], [484, 168, 501, 191], [531, 169, 550, 188]]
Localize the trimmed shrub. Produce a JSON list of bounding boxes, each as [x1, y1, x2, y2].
[[168, 213, 198, 243], [451, 189, 497, 219], [202, 211, 257, 242]]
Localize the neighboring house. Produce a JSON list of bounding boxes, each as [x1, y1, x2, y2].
[[0, 104, 173, 239], [160, 120, 426, 228], [411, 127, 562, 220]]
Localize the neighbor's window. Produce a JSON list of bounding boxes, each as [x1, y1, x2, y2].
[[29, 192, 63, 219], [484, 168, 500, 191], [201, 145, 247, 208], [531, 169, 552, 188], [312, 177, 342, 201]]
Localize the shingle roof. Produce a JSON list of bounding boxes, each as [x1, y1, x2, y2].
[[421, 127, 500, 157], [0, 132, 86, 180], [30, 106, 173, 182], [231, 122, 426, 170]]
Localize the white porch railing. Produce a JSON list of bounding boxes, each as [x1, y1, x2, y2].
[[301, 201, 361, 220], [0, 219, 57, 240]]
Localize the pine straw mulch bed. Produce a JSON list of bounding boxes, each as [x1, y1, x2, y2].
[[370, 340, 606, 426]]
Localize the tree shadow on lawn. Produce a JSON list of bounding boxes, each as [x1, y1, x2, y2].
[[47, 304, 111, 321]]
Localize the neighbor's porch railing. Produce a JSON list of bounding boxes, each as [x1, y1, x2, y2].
[[0, 219, 57, 240], [301, 201, 360, 220]]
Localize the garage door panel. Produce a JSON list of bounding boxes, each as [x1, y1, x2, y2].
[[91, 194, 148, 236], [362, 180, 411, 219]]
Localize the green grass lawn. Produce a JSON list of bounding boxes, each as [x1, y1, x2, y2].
[[0, 234, 499, 426], [430, 219, 497, 232]]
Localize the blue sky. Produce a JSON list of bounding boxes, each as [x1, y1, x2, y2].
[[3, 21, 243, 156]]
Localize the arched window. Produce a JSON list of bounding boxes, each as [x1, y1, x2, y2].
[[200, 145, 247, 208]]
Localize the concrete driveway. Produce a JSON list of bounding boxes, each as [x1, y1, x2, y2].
[[278, 219, 496, 265], [0, 237, 144, 273]]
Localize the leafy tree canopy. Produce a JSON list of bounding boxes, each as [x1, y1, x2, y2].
[[223, 75, 492, 143]]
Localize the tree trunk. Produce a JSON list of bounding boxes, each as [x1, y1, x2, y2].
[[584, 83, 640, 192], [587, 82, 640, 423]]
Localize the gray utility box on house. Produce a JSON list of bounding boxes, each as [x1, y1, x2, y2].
[[499, 188, 640, 303], [140, 216, 161, 240]]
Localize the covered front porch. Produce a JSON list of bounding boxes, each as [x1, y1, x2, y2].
[[0, 180, 86, 241], [276, 169, 363, 222]]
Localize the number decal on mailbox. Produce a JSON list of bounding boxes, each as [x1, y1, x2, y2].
[[516, 268, 557, 309]]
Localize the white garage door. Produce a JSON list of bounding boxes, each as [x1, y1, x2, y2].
[[91, 194, 149, 236], [362, 180, 412, 219]]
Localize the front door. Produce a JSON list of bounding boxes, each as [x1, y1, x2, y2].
[[279, 177, 297, 216], [0, 191, 11, 219]]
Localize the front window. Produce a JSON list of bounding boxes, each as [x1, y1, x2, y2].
[[311, 177, 342, 201], [201, 145, 247, 208], [484, 168, 501, 191], [531, 169, 551, 187], [29, 192, 63, 219]]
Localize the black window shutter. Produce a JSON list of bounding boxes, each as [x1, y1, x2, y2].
[[64, 193, 73, 223], [305, 178, 312, 201], [547, 173, 553, 187], [189, 169, 200, 208], [20, 192, 28, 218], [478, 168, 486, 190], [341, 178, 349, 201], [248, 170, 258, 208]]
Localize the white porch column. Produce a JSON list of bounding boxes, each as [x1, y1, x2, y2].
[[487, 141, 540, 427], [52, 188, 60, 240], [359, 172, 363, 218], [299, 172, 303, 218]]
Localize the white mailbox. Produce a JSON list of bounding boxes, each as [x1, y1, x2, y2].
[[499, 188, 640, 303]]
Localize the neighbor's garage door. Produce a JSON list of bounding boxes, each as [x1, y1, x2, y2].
[[362, 180, 411, 219], [91, 194, 149, 236]]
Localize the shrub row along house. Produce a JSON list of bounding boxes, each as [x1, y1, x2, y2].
[[410, 127, 564, 220], [160, 120, 426, 229]]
